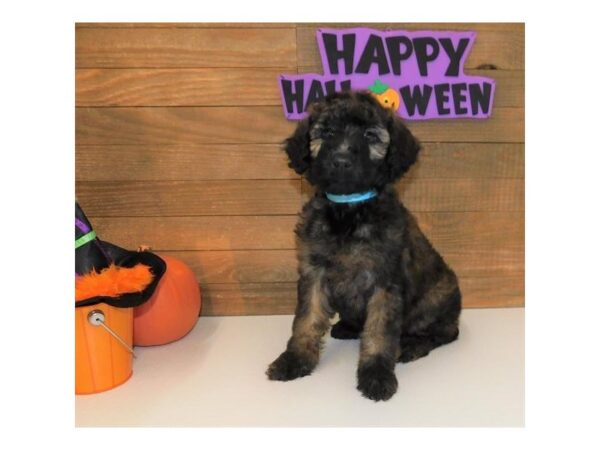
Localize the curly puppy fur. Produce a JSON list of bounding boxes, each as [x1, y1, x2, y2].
[[266, 91, 461, 401]]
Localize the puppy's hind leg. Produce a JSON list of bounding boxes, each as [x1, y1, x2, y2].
[[398, 322, 459, 363], [399, 287, 461, 363]]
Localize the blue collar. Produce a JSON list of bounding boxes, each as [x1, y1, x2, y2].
[[325, 190, 378, 204]]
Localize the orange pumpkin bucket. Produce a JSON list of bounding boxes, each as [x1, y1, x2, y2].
[[75, 202, 167, 395], [75, 304, 134, 395]]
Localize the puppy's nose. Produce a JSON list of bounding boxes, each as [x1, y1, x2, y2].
[[331, 156, 352, 170]]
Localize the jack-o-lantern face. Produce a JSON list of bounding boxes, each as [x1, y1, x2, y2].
[[368, 80, 401, 112]]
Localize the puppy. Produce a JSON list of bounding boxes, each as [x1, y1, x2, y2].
[[266, 91, 461, 401]]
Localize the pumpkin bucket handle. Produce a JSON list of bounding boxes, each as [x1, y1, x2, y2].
[[88, 310, 136, 358]]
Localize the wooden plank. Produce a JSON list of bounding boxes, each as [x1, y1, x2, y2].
[[444, 249, 522, 279], [76, 28, 297, 68], [76, 68, 292, 107], [90, 215, 297, 250], [76, 180, 301, 216], [459, 276, 524, 308], [76, 68, 521, 108], [297, 24, 524, 71], [396, 177, 524, 212], [76, 144, 296, 181], [472, 70, 524, 108], [200, 283, 298, 316], [87, 211, 521, 253], [75, 23, 522, 31], [156, 237, 521, 284], [297, 23, 524, 32], [75, 107, 295, 146], [161, 250, 298, 284], [407, 108, 524, 143], [302, 178, 524, 212], [76, 143, 522, 182], [199, 275, 523, 316], [76, 106, 523, 145], [79, 177, 522, 218], [414, 211, 523, 254], [413, 143, 524, 178], [76, 23, 298, 29]]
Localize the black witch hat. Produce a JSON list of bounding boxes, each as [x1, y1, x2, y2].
[[75, 202, 166, 308]]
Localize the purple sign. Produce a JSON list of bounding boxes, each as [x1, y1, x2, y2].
[[279, 27, 496, 121]]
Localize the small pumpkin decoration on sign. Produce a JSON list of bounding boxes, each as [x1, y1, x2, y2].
[[368, 79, 401, 112], [133, 254, 202, 347]]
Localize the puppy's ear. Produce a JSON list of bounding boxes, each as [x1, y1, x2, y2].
[[283, 118, 311, 175], [385, 115, 421, 182]]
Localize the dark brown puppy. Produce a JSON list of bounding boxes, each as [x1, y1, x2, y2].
[[266, 91, 461, 401]]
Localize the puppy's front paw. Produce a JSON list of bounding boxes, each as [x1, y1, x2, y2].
[[357, 359, 398, 401], [267, 351, 315, 381]]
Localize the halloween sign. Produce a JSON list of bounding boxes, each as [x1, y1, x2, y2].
[[279, 28, 496, 120]]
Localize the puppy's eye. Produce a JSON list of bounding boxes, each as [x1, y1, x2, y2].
[[364, 129, 380, 142]]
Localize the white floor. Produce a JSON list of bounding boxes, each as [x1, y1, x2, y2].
[[75, 308, 524, 427]]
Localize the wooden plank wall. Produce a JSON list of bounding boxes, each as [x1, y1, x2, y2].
[[75, 23, 524, 315]]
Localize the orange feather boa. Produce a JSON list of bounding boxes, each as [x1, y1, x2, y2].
[[75, 264, 153, 302]]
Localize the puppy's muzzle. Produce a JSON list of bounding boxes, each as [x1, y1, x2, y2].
[[329, 155, 352, 172]]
